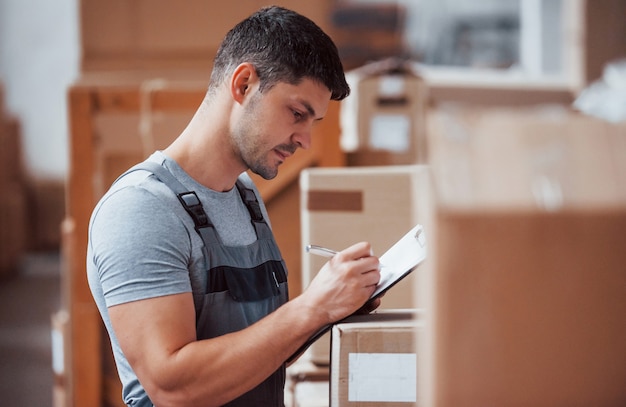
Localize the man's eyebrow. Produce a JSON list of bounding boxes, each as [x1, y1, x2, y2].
[[300, 100, 323, 121]]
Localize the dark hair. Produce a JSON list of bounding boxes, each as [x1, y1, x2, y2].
[[208, 6, 350, 101]]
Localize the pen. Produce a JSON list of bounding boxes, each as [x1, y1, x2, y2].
[[305, 244, 384, 268], [305, 244, 337, 258]]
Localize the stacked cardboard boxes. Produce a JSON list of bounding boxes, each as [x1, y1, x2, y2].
[[0, 82, 27, 280], [300, 165, 431, 366]]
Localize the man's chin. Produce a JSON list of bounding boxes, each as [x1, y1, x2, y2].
[[250, 166, 278, 181]]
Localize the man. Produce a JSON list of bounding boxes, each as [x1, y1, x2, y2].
[[87, 6, 381, 407]]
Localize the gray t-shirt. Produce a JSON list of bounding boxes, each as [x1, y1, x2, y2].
[[87, 151, 271, 406]]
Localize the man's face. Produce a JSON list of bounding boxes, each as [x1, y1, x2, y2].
[[231, 78, 331, 180]]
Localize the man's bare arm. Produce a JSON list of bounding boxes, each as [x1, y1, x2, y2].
[[109, 241, 380, 407]]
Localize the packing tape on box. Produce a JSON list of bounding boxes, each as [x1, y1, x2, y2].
[[307, 190, 363, 212]]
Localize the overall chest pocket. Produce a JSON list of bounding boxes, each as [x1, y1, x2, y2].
[[207, 260, 287, 302]]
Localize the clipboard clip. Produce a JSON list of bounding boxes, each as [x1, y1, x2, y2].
[[414, 225, 426, 248]]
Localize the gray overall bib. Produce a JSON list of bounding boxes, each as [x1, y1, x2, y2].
[[124, 161, 289, 407]]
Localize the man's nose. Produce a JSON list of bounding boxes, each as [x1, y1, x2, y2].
[[292, 127, 312, 150]]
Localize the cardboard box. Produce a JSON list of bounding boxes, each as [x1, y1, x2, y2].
[[429, 209, 626, 407], [422, 105, 626, 406], [330, 309, 422, 407], [300, 165, 431, 365], [341, 62, 428, 166]]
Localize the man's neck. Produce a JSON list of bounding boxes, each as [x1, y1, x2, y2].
[[163, 102, 245, 192]]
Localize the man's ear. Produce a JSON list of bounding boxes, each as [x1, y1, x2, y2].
[[230, 63, 258, 104]]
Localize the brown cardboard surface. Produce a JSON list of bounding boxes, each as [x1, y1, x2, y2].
[[432, 209, 626, 407], [300, 165, 431, 365], [80, 0, 334, 71], [424, 104, 626, 406], [307, 190, 363, 212], [427, 84, 574, 106], [427, 104, 626, 210], [330, 309, 422, 407]]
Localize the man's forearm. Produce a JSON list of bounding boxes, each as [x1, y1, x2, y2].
[[135, 295, 325, 407]]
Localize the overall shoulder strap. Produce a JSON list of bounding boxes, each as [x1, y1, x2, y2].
[[121, 161, 220, 246], [235, 180, 272, 239], [119, 162, 268, 242]]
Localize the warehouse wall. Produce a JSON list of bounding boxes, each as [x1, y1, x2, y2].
[[0, 0, 79, 181]]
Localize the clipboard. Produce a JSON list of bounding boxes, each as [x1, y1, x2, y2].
[[371, 223, 426, 299], [287, 224, 427, 364]]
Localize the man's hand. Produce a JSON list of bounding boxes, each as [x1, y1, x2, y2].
[[354, 296, 383, 315], [301, 241, 381, 325]]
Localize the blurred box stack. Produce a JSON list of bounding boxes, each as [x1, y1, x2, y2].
[[0, 81, 27, 280]]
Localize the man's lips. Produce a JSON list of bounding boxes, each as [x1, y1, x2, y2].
[[274, 146, 296, 162], [274, 149, 289, 161]]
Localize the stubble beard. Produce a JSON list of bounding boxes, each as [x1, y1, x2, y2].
[[249, 151, 279, 180], [231, 110, 279, 180], [233, 90, 294, 180]]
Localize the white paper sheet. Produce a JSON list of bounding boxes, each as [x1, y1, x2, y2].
[[371, 224, 427, 299], [369, 113, 411, 152], [348, 352, 417, 402]]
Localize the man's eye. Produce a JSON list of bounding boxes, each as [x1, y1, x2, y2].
[[293, 110, 303, 120]]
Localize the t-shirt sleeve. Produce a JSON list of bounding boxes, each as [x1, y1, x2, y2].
[[89, 185, 193, 308]]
